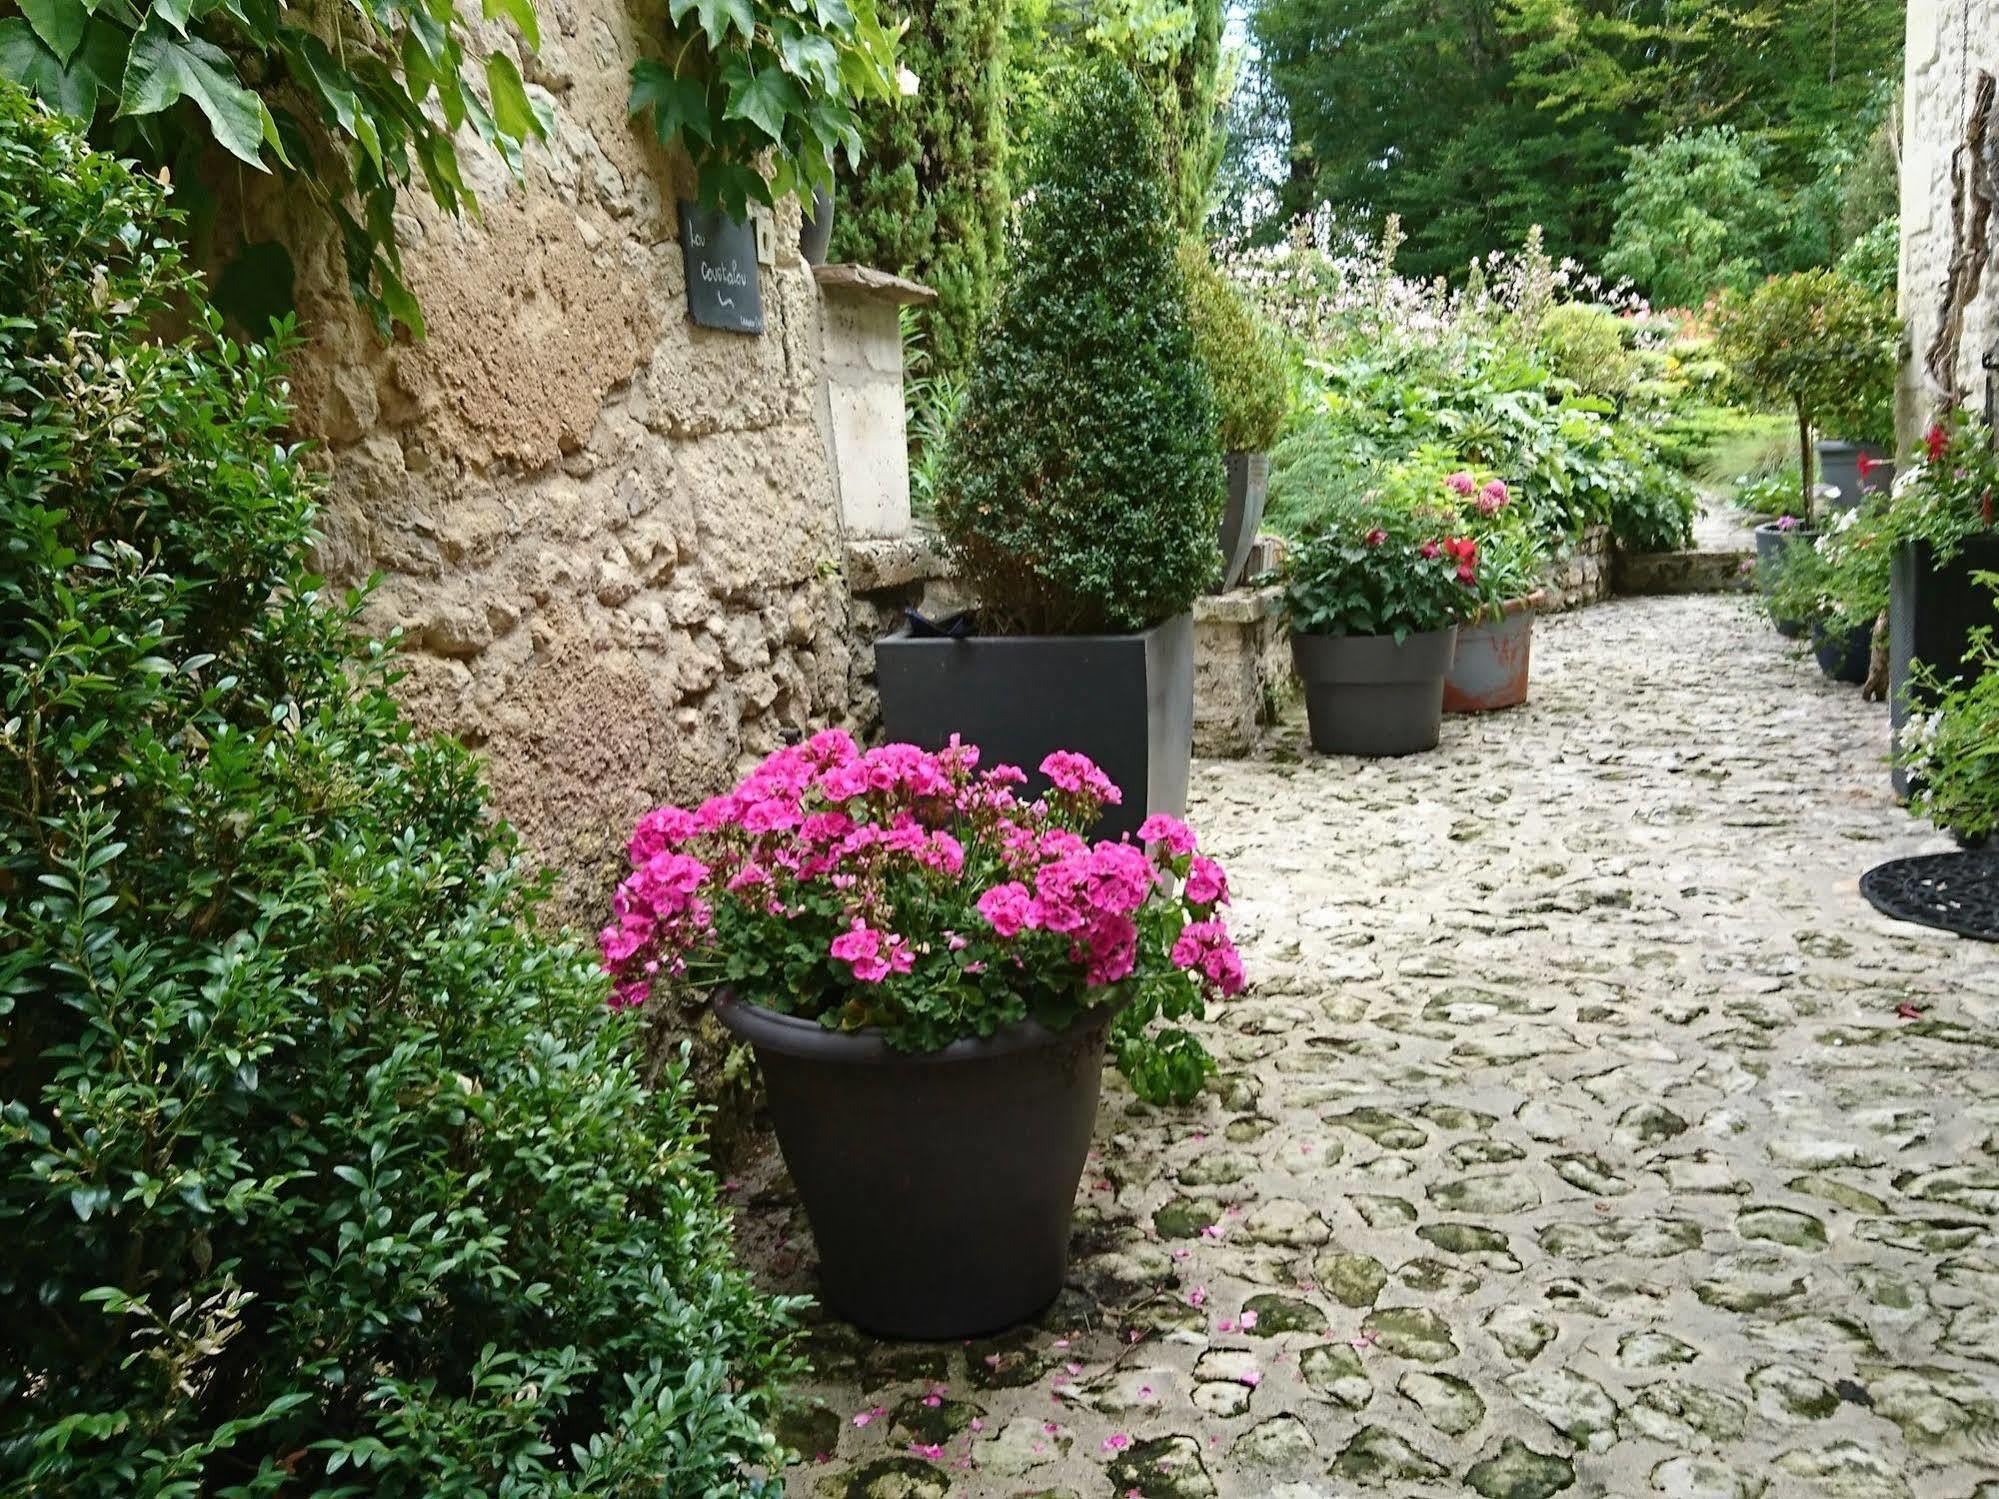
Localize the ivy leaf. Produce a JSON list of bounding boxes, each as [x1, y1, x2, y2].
[[150, 0, 195, 35], [483, 52, 539, 142], [668, 0, 755, 46], [774, 25, 838, 93], [119, 20, 271, 167], [0, 15, 121, 116], [721, 59, 800, 146], [19, 0, 84, 65], [480, 0, 539, 52], [629, 58, 712, 146]]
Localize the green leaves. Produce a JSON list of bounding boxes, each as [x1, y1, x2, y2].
[[118, 21, 272, 166], [0, 15, 122, 118], [631, 0, 898, 219], [19, 0, 84, 66]]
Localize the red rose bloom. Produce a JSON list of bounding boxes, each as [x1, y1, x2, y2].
[[1365, 527, 1388, 546], [1926, 422, 1949, 463]]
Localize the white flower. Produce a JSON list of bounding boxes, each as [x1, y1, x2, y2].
[[896, 66, 920, 96]]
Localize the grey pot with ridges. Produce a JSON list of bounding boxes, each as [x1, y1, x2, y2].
[[1816, 439, 1891, 510], [1217, 452, 1269, 591], [716, 995, 1114, 1339], [1290, 626, 1457, 756], [875, 612, 1194, 843], [1811, 618, 1872, 684]]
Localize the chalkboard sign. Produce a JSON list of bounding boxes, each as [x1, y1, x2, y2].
[[678, 202, 764, 335]]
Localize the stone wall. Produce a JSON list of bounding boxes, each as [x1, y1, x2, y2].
[[1899, 0, 1999, 435], [1538, 527, 1613, 614], [272, 4, 871, 924]]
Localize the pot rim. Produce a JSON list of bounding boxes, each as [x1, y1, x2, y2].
[[1468, 590, 1545, 625], [1754, 520, 1817, 540], [1287, 623, 1458, 646], [884, 612, 1192, 647], [714, 990, 1115, 1065]]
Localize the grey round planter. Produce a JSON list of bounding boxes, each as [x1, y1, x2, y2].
[[1290, 626, 1457, 757], [1753, 522, 1813, 638], [1444, 592, 1543, 714], [715, 994, 1114, 1339], [1815, 439, 1891, 511], [1217, 452, 1270, 591]]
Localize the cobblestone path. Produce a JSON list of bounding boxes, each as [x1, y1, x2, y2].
[[759, 594, 1999, 1499]]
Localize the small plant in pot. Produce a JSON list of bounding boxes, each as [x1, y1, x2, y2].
[[1181, 239, 1290, 590], [1761, 507, 1889, 685], [601, 733, 1243, 1339], [876, 59, 1224, 842], [1714, 269, 1900, 630], [1900, 572, 1999, 848], [1437, 468, 1549, 713], [1283, 494, 1479, 756]]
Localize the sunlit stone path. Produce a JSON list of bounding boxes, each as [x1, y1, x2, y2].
[[754, 593, 1999, 1499]]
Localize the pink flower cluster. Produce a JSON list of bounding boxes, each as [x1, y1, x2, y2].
[[599, 738, 1246, 1031]]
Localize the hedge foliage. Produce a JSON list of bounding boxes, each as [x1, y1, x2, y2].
[[830, 0, 1010, 382], [935, 59, 1223, 634], [0, 85, 796, 1496]]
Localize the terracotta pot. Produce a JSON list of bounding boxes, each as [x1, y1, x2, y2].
[[1444, 591, 1543, 713]]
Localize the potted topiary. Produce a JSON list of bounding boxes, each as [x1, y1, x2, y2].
[[1283, 495, 1480, 755], [1436, 471, 1549, 713], [1887, 413, 1999, 795], [601, 736, 1243, 1338], [1180, 240, 1289, 590], [874, 60, 1223, 843], [1714, 269, 1900, 628]]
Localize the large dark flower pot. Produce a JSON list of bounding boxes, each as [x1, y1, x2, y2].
[[1811, 618, 1872, 684], [1753, 521, 1814, 638], [1444, 593, 1542, 713], [875, 613, 1194, 842], [716, 995, 1113, 1339], [1816, 440, 1890, 510], [1890, 533, 1999, 796], [799, 185, 835, 265], [1217, 452, 1270, 591], [1291, 626, 1456, 756]]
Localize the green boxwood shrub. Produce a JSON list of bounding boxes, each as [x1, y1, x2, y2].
[[934, 58, 1224, 635], [0, 86, 796, 1496], [1180, 241, 1289, 454]]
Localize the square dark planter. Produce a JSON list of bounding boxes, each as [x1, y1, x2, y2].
[[1890, 533, 1999, 797], [874, 613, 1194, 842]]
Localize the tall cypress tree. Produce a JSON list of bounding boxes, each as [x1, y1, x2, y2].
[[831, 0, 1011, 382]]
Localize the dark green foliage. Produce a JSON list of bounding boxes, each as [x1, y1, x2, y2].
[[0, 87, 795, 1496], [1248, 0, 1903, 282], [935, 59, 1223, 634], [1179, 240, 1288, 452], [0, 0, 546, 336], [830, 0, 1010, 381], [1603, 128, 1780, 307], [1282, 497, 1476, 642]]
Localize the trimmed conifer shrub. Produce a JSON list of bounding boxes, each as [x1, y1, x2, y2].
[[934, 58, 1223, 635], [831, 0, 1009, 382], [0, 84, 796, 1496], [1179, 240, 1288, 454]]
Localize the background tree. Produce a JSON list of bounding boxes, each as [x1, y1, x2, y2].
[[1603, 128, 1780, 307], [830, 0, 1011, 381], [1244, 0, 1904, 287]]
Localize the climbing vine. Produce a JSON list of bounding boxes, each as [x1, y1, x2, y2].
[[628, 0, 902, 221], [0, 0, 548, 336]]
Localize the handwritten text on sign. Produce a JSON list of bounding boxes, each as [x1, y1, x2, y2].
[[678, 202, 764, 335]]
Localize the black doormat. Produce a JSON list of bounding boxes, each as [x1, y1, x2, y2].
[[1859, 851, 1999, 942]]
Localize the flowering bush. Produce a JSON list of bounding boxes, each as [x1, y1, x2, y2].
[[601, 734, 1244, 1105], [1282, 491, 1480, 641]]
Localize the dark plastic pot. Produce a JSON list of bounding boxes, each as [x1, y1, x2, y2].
[[1291, 626, 1456, 756], [1753, 521, 1814, 638], [1444, 593, 1542, 713], [1889, 533, 1999, 796], [875, 613, 1194, 842], [1217, 452, 1269, 591], [716, 995, 1114, 1339], [800, 184, 835, 265], [1811, 618, 1872, 684], [1816, 440, 1892, 510]]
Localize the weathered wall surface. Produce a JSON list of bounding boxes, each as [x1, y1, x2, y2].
[[272, 3, 866, 922], [1900, 0, 1999, 433]]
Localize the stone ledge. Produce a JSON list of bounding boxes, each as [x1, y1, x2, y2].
[[1196, 585, 1285, 625], [813, 263, 938, 306], [1615, 548, 1755, 596], [846, 533, 951, 594]]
